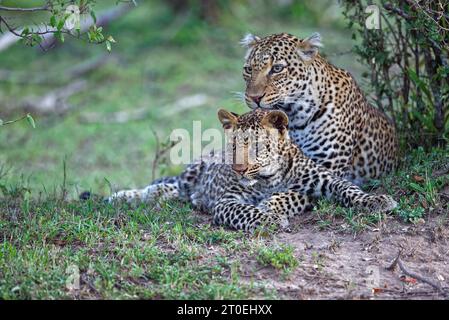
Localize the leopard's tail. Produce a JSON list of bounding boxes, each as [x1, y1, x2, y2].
[[81, 162, 203, 204]]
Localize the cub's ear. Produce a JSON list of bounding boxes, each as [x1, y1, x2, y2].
[[261, 110, 289, 131], [218, 109, 238, 129], [297, 32, 322, 62], [240, 33, 260, 48]]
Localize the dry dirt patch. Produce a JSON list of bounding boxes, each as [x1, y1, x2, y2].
[[237, 213, 449, 300]]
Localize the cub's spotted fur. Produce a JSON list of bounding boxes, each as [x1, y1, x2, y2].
[[242, 33, 398, 185], [109, 108, 397, 231]]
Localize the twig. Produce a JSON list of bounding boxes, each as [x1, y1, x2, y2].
[[0, 114, 28, 126], [60, 157, 68, 202], [150, 129, 181, 181], [151, 128, 160, 182], [0, 2, 134, 52], [383, 3, 411, 20], [386, 251, 446, 296], [0, 16, 74, 52], [386, 250, 402, 271], [80, 274, 100, 295]]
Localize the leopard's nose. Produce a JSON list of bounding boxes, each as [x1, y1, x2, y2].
[[232, 163, 248, 173], [249, 94, 265, 105]]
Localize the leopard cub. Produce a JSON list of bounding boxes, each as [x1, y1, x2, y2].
[[109, 108, 397, 231]]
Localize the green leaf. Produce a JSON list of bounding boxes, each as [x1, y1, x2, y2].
[[50, 15, 57, 28], [90, 11, 97, 24], [0, 119, 3, 126], [407, 68, 433, 102], [107, 35, 116, 43], [26, 114, 36, 128], [106, 40, 111, 52], [31, 34, 43, 45], [57, 19, 65, 31], [408, 182, 426, 193], [55, 31, 65, 43]]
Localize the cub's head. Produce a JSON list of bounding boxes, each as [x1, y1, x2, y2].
[[241, 32, 322, 111], [218, 108, 290, 187]]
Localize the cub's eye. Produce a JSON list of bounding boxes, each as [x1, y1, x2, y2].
[[271, 64, 284, 73], [244, 66, 252, 74]]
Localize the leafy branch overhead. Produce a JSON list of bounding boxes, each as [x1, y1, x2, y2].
[[0, 0, 135, 51]]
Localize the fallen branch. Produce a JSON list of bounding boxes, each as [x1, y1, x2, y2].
[[0, 5, 49, 12], [68, 54, 115, 79], [162, 94, 210, 117], [0, 54, 115, 85], [78, 107, 151, 124], [386, 251, 447, 296], [20, 80, 87, 115]]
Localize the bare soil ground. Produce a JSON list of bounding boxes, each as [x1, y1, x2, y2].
[[194, 209, 449, 300], [256, 213, 449, 299]]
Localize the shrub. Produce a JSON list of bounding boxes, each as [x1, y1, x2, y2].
[[341, 0, 449, 148]]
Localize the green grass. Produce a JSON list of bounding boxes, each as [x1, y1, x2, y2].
[[1, 144, 445, 299], [256, 244, 299, 275], [0, 0, 448, 299], [0, 193, 283, 299], [312, 146, 448, 232]]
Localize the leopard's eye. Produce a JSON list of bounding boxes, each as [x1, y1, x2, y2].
[[271, 64, 284, 73], [244, 66, 252, 74]]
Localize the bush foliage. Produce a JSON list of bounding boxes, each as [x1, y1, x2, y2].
[[341, 0, 449, 148]]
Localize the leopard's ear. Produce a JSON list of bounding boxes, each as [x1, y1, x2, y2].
[[297, 32, 322, 62], [261, 110, 289, 131], [218, 109, 238, 129], [241, 33, 260, 60], [240, 33, 260, 48]]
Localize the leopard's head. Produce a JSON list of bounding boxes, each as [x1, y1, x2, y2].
[[218, 108, 290, 187], [241, 32, 322, 118]]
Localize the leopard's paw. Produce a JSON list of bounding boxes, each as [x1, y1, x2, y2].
[[361, 194, 398, 212]]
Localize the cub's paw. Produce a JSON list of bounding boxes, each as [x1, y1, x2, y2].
[[190, 192, 207, 212], [358, 194, 398, 212]]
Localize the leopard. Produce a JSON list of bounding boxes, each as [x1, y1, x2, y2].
[[107, 108, 397, 232], [241, 32, 398, 185]]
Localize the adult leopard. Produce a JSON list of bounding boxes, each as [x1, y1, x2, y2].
[[241, 32, 398, 185], [108, 108, 397, 231]]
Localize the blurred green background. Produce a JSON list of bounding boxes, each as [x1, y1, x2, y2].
[[0, 0, 367, 197]]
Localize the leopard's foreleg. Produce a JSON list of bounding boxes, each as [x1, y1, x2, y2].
[[320, 173, 397, 212], [257, 191, 313, 218], [212, 199, 289, 232]]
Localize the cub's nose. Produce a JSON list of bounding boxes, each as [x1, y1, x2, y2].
[[232, 163, 248, 173]]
